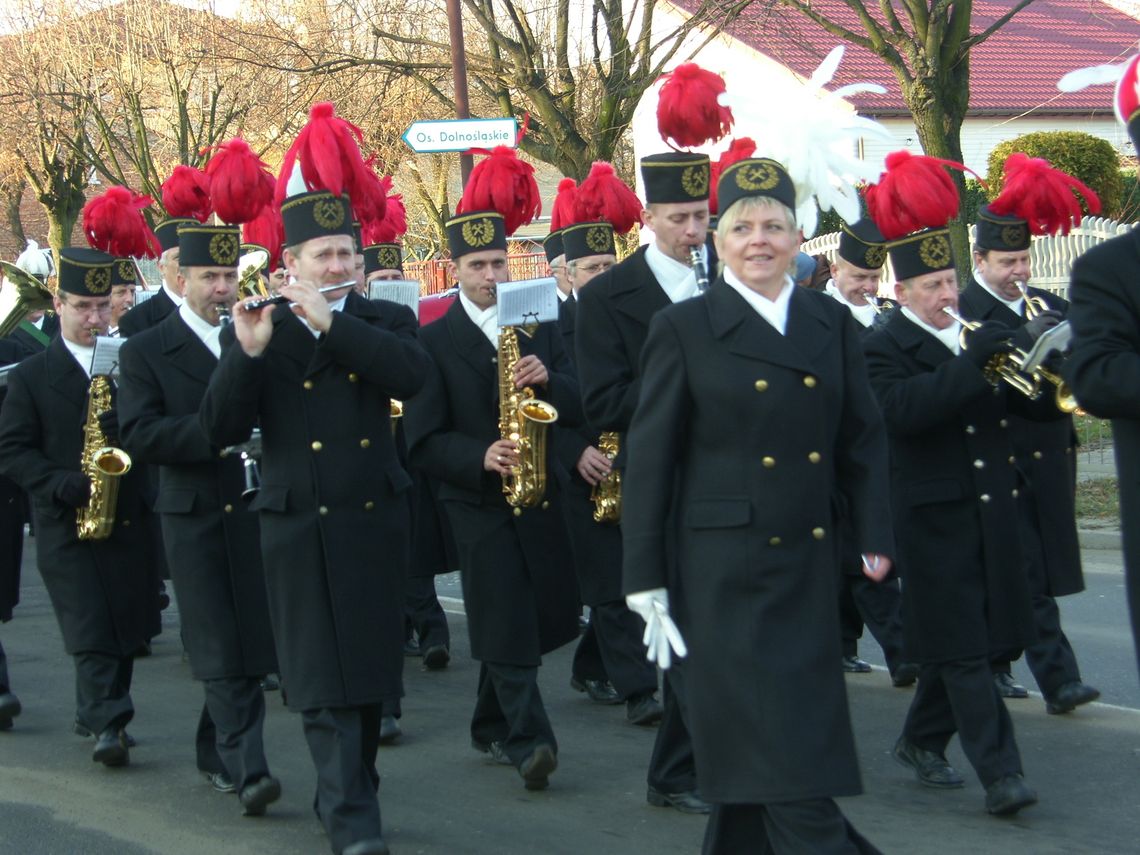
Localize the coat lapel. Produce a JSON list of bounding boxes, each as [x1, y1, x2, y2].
[[885, 310, 954, 369], [611, 248, 671, 328], [306, 291, 380, 377], [706, 281, 821, 374], [445, 298, 497, 385], [45, 336, 90, 409], [158, 312, 217, 386], [961, 280, 1020, 326]]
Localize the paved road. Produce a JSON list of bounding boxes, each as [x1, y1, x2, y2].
[[2, 537, 1138, 854]]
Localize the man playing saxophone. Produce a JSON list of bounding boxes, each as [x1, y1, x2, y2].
[[0, 248, 157, 768]]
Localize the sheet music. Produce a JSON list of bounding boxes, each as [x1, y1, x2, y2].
[[90, 336, 126, 378], [133, 289, 159, 306], [497, 277, 559, 327], [368, 279, 421, 320]]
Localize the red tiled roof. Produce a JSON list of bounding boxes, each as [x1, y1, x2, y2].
[[676, 0, 1138, 116]]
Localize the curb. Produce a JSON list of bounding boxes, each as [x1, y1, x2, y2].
[[1078, 528, 1122, 550]]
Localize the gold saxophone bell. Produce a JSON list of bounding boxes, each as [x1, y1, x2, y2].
[[0, 260, 56, 338], [77, 375, 132, 541], [498, 326, 558, 508]]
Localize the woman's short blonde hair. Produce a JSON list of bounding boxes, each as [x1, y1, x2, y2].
[[716, 196, 797, 243]]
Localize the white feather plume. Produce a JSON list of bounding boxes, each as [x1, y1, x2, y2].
[[1057, 63, 1126, 92]]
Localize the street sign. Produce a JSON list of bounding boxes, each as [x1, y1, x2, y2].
[[402, 118, 518, 154]]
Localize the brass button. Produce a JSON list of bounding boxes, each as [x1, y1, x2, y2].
[[812, 527, 825, 540], [1009, 456, 1015, 464], [1012, 489, 1019, 498], [122, 519, 131, 527], [1066, 447, 1072, 454], [965, 425, 976, 435], [348, 372, 359, 383], [364, 501, 374, 511], [311, 441, 323, 452], [303, 380, 314, 390], [999, 419, 1008, 428], [768, 536, 781, 547], [224, 503, 233, 513], [803, 375, 817, 388], [513, 507, 522, 517], [754, 379, 768, 392], [360, 438, 371, 449], [1033, 451, 1043, 460], [973, 459, 985, 469], [762, 456, 776, 469], [808, 451, 821, 464], [980, 494, 991, 503], [319, 506, 329, 516], [542, 500, 550, 510]]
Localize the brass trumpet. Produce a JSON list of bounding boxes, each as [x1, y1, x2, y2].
[[861, 291, 896, 315], [941, 307, 1040, 398], [1014, 281, 1051, 319], [1012, 281, 1080, 413]]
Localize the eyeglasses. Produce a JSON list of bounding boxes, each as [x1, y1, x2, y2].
[[575, 261, 614, 274]]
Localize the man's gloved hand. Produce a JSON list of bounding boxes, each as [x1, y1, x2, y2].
[[964, 321, 1014, 369], [96, 408, 120, 445], [1021, 309, 1063, 343], [625, 588, 687, 670], [55, 473, 92, 508]]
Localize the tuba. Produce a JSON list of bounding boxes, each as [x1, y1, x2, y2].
[[238, 246, 271, 300], [590, 431, 622, 523], [0, 260, 56, 338], [77, 374, 132, 540], [498, 325, 558, 508]]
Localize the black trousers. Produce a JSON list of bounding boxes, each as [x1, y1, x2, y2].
[[839, 572, 906, 671], [0, 636, 9, 694], [904, 658, 1023, 787], [470, 661, 555, 766], [74, 651, 134, 734], [194, 678, 271, 791], [302, 705, 383, 854], [403, 573, 450, 649], [571, 602, 658, 700], [648, 664, 697, 793], [702, 800, 882, 855]]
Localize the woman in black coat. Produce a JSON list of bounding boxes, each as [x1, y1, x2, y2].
[[621, 158, 893, 854]]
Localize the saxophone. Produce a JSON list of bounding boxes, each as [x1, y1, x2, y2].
[[76, 375, 133, 541], [590, 431, 622, 522], [498, 325, 558, 508]]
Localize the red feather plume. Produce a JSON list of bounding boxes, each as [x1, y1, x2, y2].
[[989, 153, 1100, 235], [242, 204, 285, 272], [656, 63, 733, 149], [709, 137, 756, 214], [350, 158, 392, 228], [83, 186, 160, 258], [573, 162, 641, 235], [275, 102, 380, 212], [864, 151, 975, 240], [549, 178, 578, 231], [363, 192, 407, 246], [161, 166, 211, 222], [204, 138, 275, 226], [456, 146, 541, 236]]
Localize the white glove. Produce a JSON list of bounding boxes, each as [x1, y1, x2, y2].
[[625, 588, 687, 670]]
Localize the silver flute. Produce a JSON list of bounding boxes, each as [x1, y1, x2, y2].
[[241, 281, 357, 312]]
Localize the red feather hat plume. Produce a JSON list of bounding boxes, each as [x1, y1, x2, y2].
[[456, 145, 541, 236], [204, 138, 275, 225], [549, 178, 578, 231], [573, 162, 641, 235], [83, 186, 160, 258], [161, 165, 211, 222], [363, 191, 407, 246], [709, 137, 756, 214], [864, 150, 975, 240], [989, 153, 1100, 235], [242, 195, 285, 271], [656, 63, 734, 150]]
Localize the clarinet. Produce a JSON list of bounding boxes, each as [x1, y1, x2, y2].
[[690, 247, 710, 293]]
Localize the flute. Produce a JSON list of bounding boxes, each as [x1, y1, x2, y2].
[[240, 281, 357, 312]]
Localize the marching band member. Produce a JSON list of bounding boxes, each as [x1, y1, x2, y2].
[[107, 258, 137, 337]]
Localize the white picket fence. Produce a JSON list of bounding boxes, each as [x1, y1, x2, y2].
[[801, 216, 1136, 298]]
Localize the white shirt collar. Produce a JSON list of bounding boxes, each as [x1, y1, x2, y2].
[[304, 294, 349, 338], [32, 316, 44, 330], [972, 270, 1023, 316], [62, 337, 95, 378], [824, 279, 876, 328], [161, 280, 184, 307], [458, 292, 499, 346], [901, 306, 960, 355], [723, 269, 794, 335], [178, 302, 222, 359], [555, 288, 569, 303], [644, 242, 701, 304]]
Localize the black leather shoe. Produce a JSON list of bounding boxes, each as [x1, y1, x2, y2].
[[891, 663, 920, 687], [378, 715, 402, 744], [158, 591, 171, 611], [985, 774, 1037, 816], [343, 838, 391, 855], [518, 743, 557, 791], [92, 728, 129, 767], [471, 738, 512, 765], [205, 770, 236, 793], [0, 691, 21, 729], [259, 674, 280, 692], [994, 672, 1028, 699], [1045, 681, 1100, 715], [403, 636, 421, 657], [842, 655, 872, 673], [422, 644, 450, 670], [570, 675, 622, 705], [239, 775, 281, 816], [892, 736, 964, 789], [646, 786, 711, 814], [76, 720, 136, 747], [626, 692, 663, 726]]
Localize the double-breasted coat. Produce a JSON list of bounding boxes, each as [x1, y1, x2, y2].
[[199, 292, 428, 711], [0, 338, 30, 623], [622, 282, 894, 803], [863, 310, 1039, 663], [959, 280, 1083, 596], [118, 288, 176, 338], [1063, 226, 1140, 672], [404, 300, 580, 665], [118, 311, 277, 681], [0, 337, 157, 655]]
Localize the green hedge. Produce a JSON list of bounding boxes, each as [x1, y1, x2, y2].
[[986, 132, 1123, 217], [1119, 170, 1140, 223]]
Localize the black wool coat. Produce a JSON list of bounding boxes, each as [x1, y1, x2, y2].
[[0, 337, 157, 655], [199, 292, 428, 711], [863, 310, 1038, 662], [622, 282, 894, 803], [959, 280, 1083, 596], [1063, 226, 1140, 673], [118, 288, 177, 338], [118, 311, 277, 681], [404, 299, 581, 665]]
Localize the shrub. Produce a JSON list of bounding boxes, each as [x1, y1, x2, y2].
[[1118, 169, 1140, 224], [986, 132, 1123, 217], [962, 178, 989, 224]]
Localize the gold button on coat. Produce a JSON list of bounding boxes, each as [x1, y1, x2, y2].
[[348, 372, 358, 383], [812, 527, 825, 540], [999, 419, 1008, 428], [364, 501, 374, 511], [1033, 451, 1043, 460], [768, 536, 781, 547], [513, 507, 522, 517], [965, 425, 976, 434], [803, 375, 817, 388], [980, 494, 991, 503], [311, 441, 322, 452], [303, 380, 314, 390], [754, 380, 768, 392], [122, 519, 131, 527], [808, 452, 821, 464], [762, 456, 776, 469], [1012, 489, 1019, 498], [541, 501, 550, 510], [224, 504, 233, 513], [319, 506, 329, 516], [1009, 456, 1015, 464], [973, 459, 985, 469], [360, 438, 371, 449]]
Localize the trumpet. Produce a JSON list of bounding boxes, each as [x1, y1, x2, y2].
[[1014, 281, 1051, 319], [941, 306, 1040, 398], [861, 291, 896, 315], [1011, 282, 1081, 413]]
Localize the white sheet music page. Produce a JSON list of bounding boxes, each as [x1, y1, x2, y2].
[[368, 279, 421, 320], [497, 277, 559, 327], [90, 336, 126, 378]]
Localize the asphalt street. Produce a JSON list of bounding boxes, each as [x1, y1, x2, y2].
[[2, 535, 1139, 854]]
